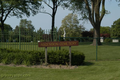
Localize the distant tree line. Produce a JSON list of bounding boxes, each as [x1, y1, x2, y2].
[[1, 17, 120, 42], [1, 0, 120, 44]]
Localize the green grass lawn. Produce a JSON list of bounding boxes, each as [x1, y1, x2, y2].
[[0, 61, 120, 80], [62, 44, 120, 61], [0, 42, 120, 80]]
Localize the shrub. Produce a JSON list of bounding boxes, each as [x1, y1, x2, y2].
[[71, 51, 85, 65], [0, 48, 85, 65], [104, 38, 112, 42], [13, 53, 25, 65], [47, 49, 85, 65], [48, 50, 69, 64], [2, 53, 15, 64]]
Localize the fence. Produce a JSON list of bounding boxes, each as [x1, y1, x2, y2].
[[0, 28, 120, 61], [59, 37, 120, 61], [0, 28, 60, 51]]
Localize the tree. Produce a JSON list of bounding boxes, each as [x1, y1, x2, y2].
[[91, 26, 111, 38], [0, 0, 41, 33], [19, 19, 35, 32], [37, 28, 44, 35], [81, 31, 93, 37], [100, 26, 111, 38], [111, 18, 120, 38], [100, 26, 111, 34], [36, 27, 45, 41], [0, 23, 12, 41], [0, 23, 12, 32], [14, 19, 35, 42], [59, 13, 85, 38], [91, 26, 111, 35], [69, 0, 106, 45], [40, 0, 67, 41]]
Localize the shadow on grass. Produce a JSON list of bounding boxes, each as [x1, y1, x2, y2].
[[83, 62, 94, 66]]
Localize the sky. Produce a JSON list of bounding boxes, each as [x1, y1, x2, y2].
[[4, 0, 120, 31]]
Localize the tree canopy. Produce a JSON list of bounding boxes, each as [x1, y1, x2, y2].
[[59, 13, 85, 37], [69, 0, 106, 45], [13, 19, 35, 42], [0, 0, 41, 31], [100, 26, 111, 34], [0, 23, 12, 41], [111, 18, 120, 38], [40, 0, 68, 41]]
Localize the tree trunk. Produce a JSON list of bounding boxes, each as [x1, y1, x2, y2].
[[51, 5, 56, 41], [51, 14, 55, 41], [0, 21, 5, 42], [83, 0, 105, 46], [92, 24, 101, 46]]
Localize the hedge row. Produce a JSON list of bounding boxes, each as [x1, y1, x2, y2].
[[0, 48, 85, 66]]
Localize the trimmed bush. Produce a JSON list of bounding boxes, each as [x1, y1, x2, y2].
[[0, 48, 85, 65], [2, 53, 15, 64], [13, 53, 25, 65], [48, 50, 69, 64], [48, 49, 85, 65], [72, 51, 85, 65]]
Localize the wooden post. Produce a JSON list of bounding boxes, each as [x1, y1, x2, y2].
[[69, 46, 71, 66], [45, 47, 47, 64]]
